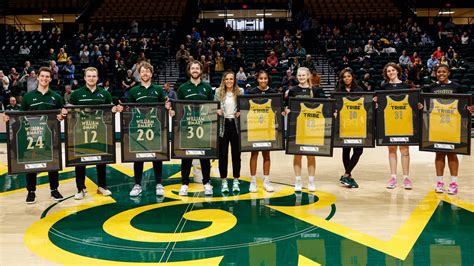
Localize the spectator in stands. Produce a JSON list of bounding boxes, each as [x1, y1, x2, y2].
[[52, 24, 61, 40], [311, 69, 321, 87], [57, 48, 68, 63], [410, 52, 420, 64], [399, 50, 412, 69], [22, 61, 33, 76], [122, 69, 136, 94], [103, 80, 111, 92], [264, 30, 273, 42], [19, 70, 38, 93], [427, 54, 438, 73], [79, 46, 90, 64], [432, 47, 444, 60], [364, 40, 379, 55], [0, 71, 10, 96], [282, 69, 297, 93], [326, 37, 337, 53], [130, 20, 139, 35], [450, 53, 466, 71], [295, 41, 307, 57], [90, 45, 102, 66], [63, 85, 72, 104], [214, 52, 224, 73], [191, 27, 201, 42], [360, 73, 375, 91], [446, 46, 455, 60], [234, 48, 245, 70], [257, 59, 267, 72], [47, 48, 56, 61], [19, 43, 30, 56], [223, 45, 235, 71], [290, 57, 300, 73], [200, 55, 210, 83], [63, 59, 75, 86], [162, 82, 176, 100], [461, 32, 469, 45], [49, 60, 59, 87], [421, 32, 433, 46], [236, 67, 247, 87], [279, 53, 289, 69], [266, 51, 278, 68], [439, 56, 449, 66], [301, 54, 316, 72], [176, 44, 190, 74], [248, 62, 257, 77], [6, 96, 20, 110]]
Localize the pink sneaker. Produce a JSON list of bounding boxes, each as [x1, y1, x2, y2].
[[435, 181, 445, 193], [447, 182, 458, 195], [403, 178, 412, 190], [386, 177, 397, 189]]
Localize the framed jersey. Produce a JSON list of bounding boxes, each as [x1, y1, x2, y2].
[[238, 94, 285, 152], [171, 100, 219, 159], [6, 110, 62, 174], [286, 98, 335, 156], [332, 92, 375, 148], [65, 105, 116, 166], [375, 89, 420, 146], [420, 93, 471, 155], [120, 103, 169, 162]]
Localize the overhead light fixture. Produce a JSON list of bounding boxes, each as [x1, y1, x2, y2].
[[256, 13, 273, 16], [438, 11, 454, 15], [39, 18, 55, 21], [218, 14, 234, 17]]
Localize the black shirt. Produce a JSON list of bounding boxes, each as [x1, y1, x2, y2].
[[424, 81, 465, 94], [380, 81, 410, 90], [248, 87, 278, 95]]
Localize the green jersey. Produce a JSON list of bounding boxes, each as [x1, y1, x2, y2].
[[16, 115, 53, 164], [128, 84, 166, 103], [129, 107, 162, 152], [179, 104, 212, 149], [21, 89, 63, 111], [177, 80, 213, 100], [69, 86, 112, 105], [73, 110, 108, 156]]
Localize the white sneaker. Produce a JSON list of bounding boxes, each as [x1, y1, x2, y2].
[[232, 179, 240, 192], [204, 183, 213, 196], [179, 185, 188, 196], [74, 189, 86, 200], [97, 187, 112, 196], [263, 181, 274, 192], [249, 180, 258, 193], [308, 181, 316, 192], [156, 184, 165, 196], [129, 184, 142, 197], [294, 179, 302, 192], [221, 180, 229, 193]]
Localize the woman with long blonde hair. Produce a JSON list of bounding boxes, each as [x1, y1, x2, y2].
[[215, 71, 244, 193]]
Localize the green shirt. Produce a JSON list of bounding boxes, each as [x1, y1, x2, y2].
[[6, 104, 21, 111], [20, 89, 64, 111], [69, 86, 112, 106], [177, 80, 213, 101], [128, 83, 166, 103]]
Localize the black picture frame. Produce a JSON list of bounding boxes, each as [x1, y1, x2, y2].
[[331, 92, 375, 148], [120, 103, 170, 162], [237, 94, 285, 152], [419, 93, 471, 155], [6, 110, 62, 174], [65, 105, 116, 166], [286, 98, 336, 156], [376, 89, 421, 146], [171, 100, 220, 159]]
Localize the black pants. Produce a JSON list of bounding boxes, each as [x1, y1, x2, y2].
[[75, 164, 107, 190], [133, 161, 163, 185], [342, 148, 363, 175], [219, 119, 241, 179], [26, 171, 59, 192], [181, 159, 211, 185]]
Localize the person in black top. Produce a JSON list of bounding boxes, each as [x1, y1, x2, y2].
[[378, 63, 413, 190], [285, 67, 323, 192], [247, 70, 277, 193], [422, 64, 474, 195], [335, 69, 364, 189]]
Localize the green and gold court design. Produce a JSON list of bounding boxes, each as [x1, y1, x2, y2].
[[0, 163, 473, 265]]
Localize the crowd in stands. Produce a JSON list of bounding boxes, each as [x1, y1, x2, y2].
[[0, 23, 177, 109]]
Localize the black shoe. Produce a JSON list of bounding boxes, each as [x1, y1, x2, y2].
[[339, 176, 351, 187], [26, 191, 36, 204], [349, 178, 359, 188], [51, 190, 64, 201]]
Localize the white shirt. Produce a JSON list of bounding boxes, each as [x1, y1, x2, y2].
[[224, 92, 236, 118]]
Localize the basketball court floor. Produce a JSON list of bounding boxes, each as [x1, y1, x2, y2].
[[0, 143, 473, 265]]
